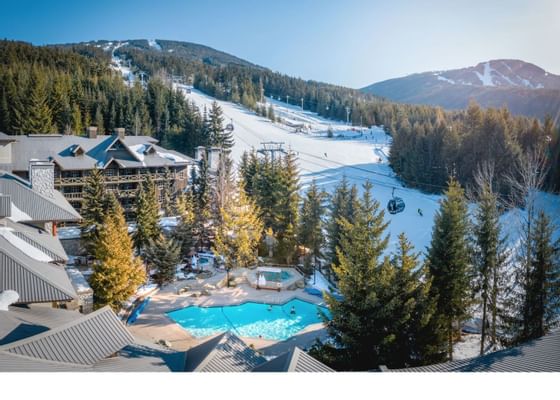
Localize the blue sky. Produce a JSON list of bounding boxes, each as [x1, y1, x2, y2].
[[1, 0, 558, 88]]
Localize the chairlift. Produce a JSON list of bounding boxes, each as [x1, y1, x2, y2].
[[387, 187, 405, 215]]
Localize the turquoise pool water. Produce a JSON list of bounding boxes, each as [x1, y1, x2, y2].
[[166, 298, 329, 341], [261, 270, 292, 281]]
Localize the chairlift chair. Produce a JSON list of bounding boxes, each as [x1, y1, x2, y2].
[[387, 188, 406, 214]]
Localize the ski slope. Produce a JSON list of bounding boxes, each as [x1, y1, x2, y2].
[[177, 87, 560, 257], [179, 87, 442, 254]]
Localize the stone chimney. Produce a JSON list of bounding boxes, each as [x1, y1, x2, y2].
[[86, 126, 98, 139], [0, 195, 11, 219], [195, 146, 206, 162], [114, 127, 126, 139], [29, 160, 55, 199], [207, 147, 222, 171]]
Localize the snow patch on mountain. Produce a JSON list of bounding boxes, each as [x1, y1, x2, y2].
[[475, 61, 495, 86], [148, 39, 161, 50], [437, 75, 456, 84]]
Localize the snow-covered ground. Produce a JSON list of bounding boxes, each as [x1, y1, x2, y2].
[[176, 87, 560, 256], [179, 87, 447, 254], [109, 42, 136, 87]]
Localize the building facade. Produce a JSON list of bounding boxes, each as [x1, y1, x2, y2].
[[0, 128, 196, 220]]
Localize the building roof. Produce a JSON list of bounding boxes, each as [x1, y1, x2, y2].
[[184, 332, 267, 372], [8, 134, 195, 172], [4, 218, 68, 263], [0, 306, 134, 366], [387, 330, 560, 372], [253, 347, 334, 372], [0, 231, 77, 303], [0, 306, 182, 372], [0, 171, 81, 222]]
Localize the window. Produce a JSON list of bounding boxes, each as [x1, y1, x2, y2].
[[62, 171, 82, 178]]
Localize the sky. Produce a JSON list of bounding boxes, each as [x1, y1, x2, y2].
[[1, 0, 558, 88]]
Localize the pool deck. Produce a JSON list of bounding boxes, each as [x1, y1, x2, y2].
[[127, 270, 329, 356]]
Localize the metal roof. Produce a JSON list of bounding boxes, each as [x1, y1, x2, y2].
[[4, 219, 68, 263], [0, 171, 81, 222], [0, 306, 82, 345], [0, 306, 134, 366], [387, 330, 560, 372], [185, 332, 267, 372], [0, 235, 77, 303], [253, 347, 334, 372], [8, 134, 195, 172], [0, 306, 182, 372]]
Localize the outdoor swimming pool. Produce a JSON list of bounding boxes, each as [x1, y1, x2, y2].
[[261, 270, 292, 281], [166, 298, 330, 341]]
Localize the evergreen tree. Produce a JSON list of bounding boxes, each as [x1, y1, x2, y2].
[[472, 180, 508, 353], [173, 191, 196, 258], [213, 150, 235, 224], [191, 156, 213, 250], [160, 167, 175, 217], [144, 234, 181, 286], [207, 101, 234, 149], [133, 175, 161, 252], [520, 211, 560, 342], [25, 69, 54, 133], [275, 151, 300, 264], [326, 176, 359, 273], [426, 178, 472, 360], [267, 104, 275, 122], [213, 187, 264, 286], [298, 179, 327, 268], [80, 169, 107, 255], [90, 201, 145, 311]]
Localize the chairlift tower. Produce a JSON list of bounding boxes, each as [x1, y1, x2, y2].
[[257, 142, 286, 162]]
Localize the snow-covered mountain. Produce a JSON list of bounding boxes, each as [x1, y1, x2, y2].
[[362, 60, 560, 119]]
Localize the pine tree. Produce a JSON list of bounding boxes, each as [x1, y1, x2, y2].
[[213, 187, 264, 286], [144, 234, 181, 286], [521, 211, 560, 341], [473, 180, 508, 353], [90, 202, 145, 311], [133, 175, 161, 252], [275, 151, 300, 264], [80, 169, 107, 255], [26, 69, 54, 133], [173, 191, 196, 258], [298, 179, 327, 269], [160, 167, 175, 217], [267, 104, 275, 122], [426, 178, 472, 360], [213, 150, 235, 224], [326, 176, 358, 273], [207, 101, 234, 149], [191, 156, 213, 250], [313, 181, 390, 370]]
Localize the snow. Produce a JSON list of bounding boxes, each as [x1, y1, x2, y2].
[[156, 151, 189, 163], [9, 204, 31, 222], [128, 143, 148, 162], [0, 227, 53, 262], [181, 88, 443, 255], [177, 87, 560, 259], [474, 61, 495, 86], [307, 270, 334, 292], [436, 75, 456, 84], [148, 39, 161, 51], [453, 333, 482, 360]]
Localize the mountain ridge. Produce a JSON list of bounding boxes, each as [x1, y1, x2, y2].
[[361, 59, 560, 119]]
